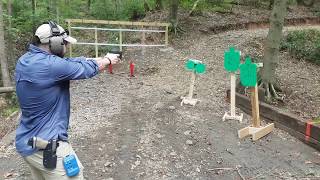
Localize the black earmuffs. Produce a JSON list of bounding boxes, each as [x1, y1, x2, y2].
[[48, 21, 64, 57]]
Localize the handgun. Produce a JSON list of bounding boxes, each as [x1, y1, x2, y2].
[[109, 48, 123, 59], [28, 137, 58, 169]]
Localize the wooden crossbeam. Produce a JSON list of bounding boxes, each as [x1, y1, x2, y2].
[[0, 87, 15, 93], [66, 19, 170, 27]]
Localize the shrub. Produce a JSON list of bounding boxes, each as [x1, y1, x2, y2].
[[281, 29, 320, 65]]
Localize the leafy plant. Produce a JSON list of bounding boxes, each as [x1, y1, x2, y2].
[[0, 92, 19, 118], [281, 29, 320, 65]]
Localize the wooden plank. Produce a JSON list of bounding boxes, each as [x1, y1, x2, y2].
[[251, 85, 260, 127], [66, 19, 170, 27], [165, 25, 169, 46], [252, 123, 274, 141], [141, 25, 146, 55], [230, 73, 236, 116], [274, 120, 320, 151], [0, 87, 15, 93], [119, 29, 122, 51], [228, 91, 320, 144], [238, 127, 250, 139], [67, 20, 72, 57], [95, 27, 98, 58], [188, 71, 196, 99]]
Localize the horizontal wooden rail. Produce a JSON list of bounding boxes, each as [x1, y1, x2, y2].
[[0, 86, 15, 93], [66, 19, 170, 27], [71, 26, 166, 33], [75, 42, 166, 47]]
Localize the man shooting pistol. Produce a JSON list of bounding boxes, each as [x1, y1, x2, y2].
[[15, 21, 120, 179]]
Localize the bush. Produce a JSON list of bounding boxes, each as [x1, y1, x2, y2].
[[281, 29, 320, 65], [180, 0, 234, 13]]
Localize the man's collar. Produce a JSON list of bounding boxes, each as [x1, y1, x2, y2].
[[29, 44, 51, 55]]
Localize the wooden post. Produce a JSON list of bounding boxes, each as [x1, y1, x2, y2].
[[67, 20, 72, 57], [141, 25, 146, 56], [165, 25, 169, 46], [230, 73, 236, 116], [223, 73, 243, 122], [251, 84, 260, 127], [188, 70, 196, 99], [95, 27, 98, 58], [119, 28, 122, 51]]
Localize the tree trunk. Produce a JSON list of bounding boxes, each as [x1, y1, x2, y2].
[[261, 0, 287, 84], [169, 0, 179, 30], [155, 0, 163, 10], [113, 0, 118, 17], [7, 0, 12, 29], [260, 0, 287, 101], [0, 1, 11, 87], [32, 0, 36, 33], [144, 0, 151, 12], [88, 0, 91, 12], [7, 0, 13, 66], [53, 0, 59, 23]]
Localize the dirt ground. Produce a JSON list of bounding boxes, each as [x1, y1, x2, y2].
[[1, 5, 320, 180]]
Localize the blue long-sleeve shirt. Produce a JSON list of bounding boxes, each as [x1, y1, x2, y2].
[[15, 44, 99, 156]]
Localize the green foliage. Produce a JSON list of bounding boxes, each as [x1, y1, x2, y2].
[[91, 0, 146, 21], [281, 29, 320, 65], [123, 0, 146, 20], [0, 92, 19, 117], [180, 0, 234, 13]]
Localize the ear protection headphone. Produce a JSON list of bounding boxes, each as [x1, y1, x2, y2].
[[48, 21, 65, 57]]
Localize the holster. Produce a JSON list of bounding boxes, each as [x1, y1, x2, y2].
[[43, 139, 58, 169]]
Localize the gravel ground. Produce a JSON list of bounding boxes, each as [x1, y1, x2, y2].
[[1, 5, 320, 180], [1, 24, 320, 179]]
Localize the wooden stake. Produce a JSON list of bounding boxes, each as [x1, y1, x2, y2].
[[95, 27, 98, 58], [142, 25, 146, 56], [119, 28, 122, 51], [223, 73, 243, 122], [165, 25, 169, 46], [188, 70, 196, 99], [230, 73, 236, 116], [251, 84, 260, 127], [67, 20, 72, 57]]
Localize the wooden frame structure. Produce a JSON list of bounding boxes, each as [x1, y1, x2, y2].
[[238, 85, 274, 140], [66, 19, 170, 57], [227, 90, 320, 151]]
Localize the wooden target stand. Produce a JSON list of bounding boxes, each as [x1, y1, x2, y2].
[[238, 84, 274, 140], [181, 70, 199, 106], [181, 59, 206, 106], [223, 47, 243, 122]]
